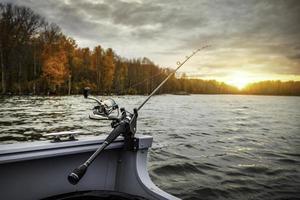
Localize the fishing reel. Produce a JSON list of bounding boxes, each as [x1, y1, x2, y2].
[[83, 87, 120, 120], [83, 87, 137, 133], [91, 98, 119, 119]]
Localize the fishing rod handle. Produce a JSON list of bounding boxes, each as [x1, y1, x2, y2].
[[85, 120, 128, 165], [68, 120, 128, 185], [68, 164, 88, 185]]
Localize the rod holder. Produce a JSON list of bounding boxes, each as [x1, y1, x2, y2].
[[83, 87, 90, 98]]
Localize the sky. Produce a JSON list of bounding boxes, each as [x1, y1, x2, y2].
[[4, 0, 300, 88]]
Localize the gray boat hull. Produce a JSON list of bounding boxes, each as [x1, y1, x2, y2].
[[0, 135, 179, 200]]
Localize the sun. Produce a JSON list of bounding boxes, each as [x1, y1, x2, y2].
[[226, 72, 252, 90]]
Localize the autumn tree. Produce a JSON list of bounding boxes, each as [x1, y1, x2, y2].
[[61, 37, 76, 94], [41, 24, 76, 93], [113, 59, 127, 94], [41, 36, 70, 93], [101, 48, 115, 94], [92, 45, 103, 93]]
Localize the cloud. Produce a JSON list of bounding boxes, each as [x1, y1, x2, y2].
[[3, 0, 300, 80], [289, 54, 300, 60]]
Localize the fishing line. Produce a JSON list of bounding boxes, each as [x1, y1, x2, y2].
[[128, 71, 166, 89], [137, 44, 210, 111]]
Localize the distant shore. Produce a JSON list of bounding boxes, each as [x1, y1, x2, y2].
[[1, 92, 299, 97]]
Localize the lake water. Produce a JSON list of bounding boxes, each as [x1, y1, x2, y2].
[[0, 95, 300, 200]]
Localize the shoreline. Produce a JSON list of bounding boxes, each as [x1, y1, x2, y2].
[[1, 93, 299, 97]]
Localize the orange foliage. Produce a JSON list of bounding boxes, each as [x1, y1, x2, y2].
[[42, 38, 69, 89]]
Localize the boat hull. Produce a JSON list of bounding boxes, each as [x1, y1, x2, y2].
[[0, 135, 179, 200]]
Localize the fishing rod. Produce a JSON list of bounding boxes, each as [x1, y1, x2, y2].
[[67, 46, 209, 185]]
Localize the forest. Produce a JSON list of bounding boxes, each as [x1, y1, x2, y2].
[[1, 3, 300, 96]]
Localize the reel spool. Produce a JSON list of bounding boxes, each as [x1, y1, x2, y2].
[[92, 98, 119, 119]]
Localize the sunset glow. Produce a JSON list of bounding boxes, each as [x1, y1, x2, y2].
[[226, 72, 252, 89]]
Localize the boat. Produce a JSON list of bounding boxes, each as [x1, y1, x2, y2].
[[0, 132, 179, 200]]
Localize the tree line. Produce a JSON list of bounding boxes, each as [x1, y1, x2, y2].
[[243, 81, 300, 96], [1, 3, 299, 96]]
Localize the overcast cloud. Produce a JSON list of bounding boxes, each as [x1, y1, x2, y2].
[[3, 0, 300, 82]]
